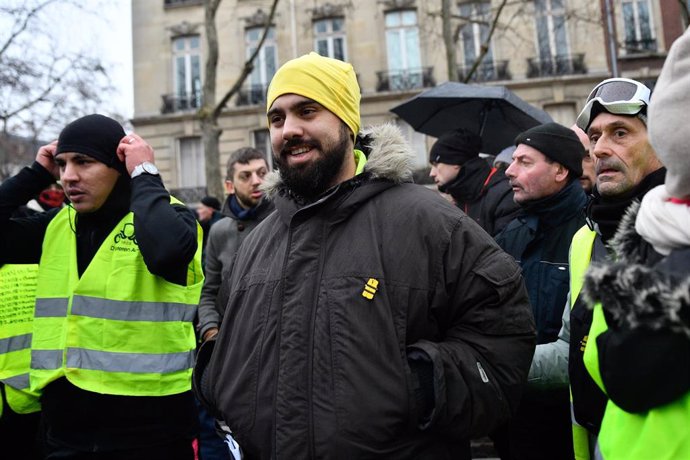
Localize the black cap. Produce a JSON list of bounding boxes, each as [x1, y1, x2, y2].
[[200, 196, 221, 211], [429, 129, 482, 166], [55, 114, 127, 175], [514, 122, 584, 178]]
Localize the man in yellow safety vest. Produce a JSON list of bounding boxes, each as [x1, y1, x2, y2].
[[0, 114, 203, 459]]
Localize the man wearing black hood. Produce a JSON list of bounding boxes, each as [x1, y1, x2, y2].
[[429, 129, 520, 236], [0, 114, 203, 459]]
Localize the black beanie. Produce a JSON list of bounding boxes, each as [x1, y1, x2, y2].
[[201, 196, 221, 211], [429, 129, 482, 166], [514, 122, 584, 178], [55, 114, 127, 175]]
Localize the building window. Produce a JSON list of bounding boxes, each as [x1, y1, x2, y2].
[[172, 35, 202, 111], [534, 0, 569, 63], [385, 10, 422, 90], [178, 137, 205, 188], [621, 0, 656, 53], [253, 129, 274, 170], [459, 2, 494, 78], [245, 27, 277, 105], [314, 18, 347, 61]]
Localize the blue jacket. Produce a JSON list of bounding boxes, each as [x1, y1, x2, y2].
[[496, 179, 587, 344]]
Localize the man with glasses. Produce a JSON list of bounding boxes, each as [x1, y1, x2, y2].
[[530, 78, 665, 459]]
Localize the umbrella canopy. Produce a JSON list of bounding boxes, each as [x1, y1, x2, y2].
[[390, 81, 553, 155]]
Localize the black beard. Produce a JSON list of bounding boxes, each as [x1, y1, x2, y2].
[[274, 124, 351, 201]]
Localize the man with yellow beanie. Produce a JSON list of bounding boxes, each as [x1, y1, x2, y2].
[[195, 52, 536, 459]]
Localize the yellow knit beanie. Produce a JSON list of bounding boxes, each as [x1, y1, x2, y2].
[[266, 52, 361, 137]]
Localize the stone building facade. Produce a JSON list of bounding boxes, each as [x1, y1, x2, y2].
[[131, 0, 685, 200]]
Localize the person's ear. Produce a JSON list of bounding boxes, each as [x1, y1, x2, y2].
[[225, 180, 235, 195], [555, 163, 570, 183]]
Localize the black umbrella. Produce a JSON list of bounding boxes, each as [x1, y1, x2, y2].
[[390, 81, 553, 155]]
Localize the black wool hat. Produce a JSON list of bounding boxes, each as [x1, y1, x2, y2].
[[514, 122, 584, 178], [200, 196, 221, 211], [429, 128, 482, 166], [55, 114, 127, 175]]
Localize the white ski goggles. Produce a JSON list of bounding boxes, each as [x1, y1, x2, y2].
[[576, 78, 651, 131]]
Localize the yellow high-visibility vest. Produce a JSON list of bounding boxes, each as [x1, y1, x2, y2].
[[581, 236, 690, 459], [0, 264, 41, 414], [30, 203, 203, 397], [568, 226, 596, 460]]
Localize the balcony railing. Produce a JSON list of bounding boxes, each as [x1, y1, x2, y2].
[[236, 84, 269, 107], [161, 92, 202, 114], [526, 53, 587, 78], [457, 60, 511, 82], [164, 0, 203, 7], [376, 67, 435, 92], [624, 38, 657, 54]]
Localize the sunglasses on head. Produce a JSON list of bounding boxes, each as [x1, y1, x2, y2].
[[576, 78, 651, 131]]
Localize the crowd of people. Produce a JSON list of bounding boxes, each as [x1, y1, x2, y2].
[[1, 28, 689, 460]]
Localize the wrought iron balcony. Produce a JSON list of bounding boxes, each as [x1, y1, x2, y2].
[[236, 84, 269, 107], [164, 0, 203, 8], [376, 67, 435, 92], [526, 53, 587, 78], [457, 60, 511, 82], [624, 38, 657, 53], [161, 92, 202, 114]]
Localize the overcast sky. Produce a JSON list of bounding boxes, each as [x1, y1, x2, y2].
[[55, 0, 134, 120], [92, 0, 134, 120]]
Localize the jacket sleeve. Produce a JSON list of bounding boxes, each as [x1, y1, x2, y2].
[[408, 217, 536, 438], [528, 296, 570, 389], [197, 219, 228, 337], [0, 162, 59, 265], [130, 174, 198, 285]]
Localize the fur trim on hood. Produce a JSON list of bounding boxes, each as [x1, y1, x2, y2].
[[582, 200, 690, 337], [261, 123, 416, 199]]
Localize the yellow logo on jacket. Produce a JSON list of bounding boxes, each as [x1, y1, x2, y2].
[[362, 278, 379, 300]]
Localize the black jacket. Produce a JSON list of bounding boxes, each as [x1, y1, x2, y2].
[[441, 158, 521, 236], [0, 162, 199, 452], [195, 124, 536, 459]]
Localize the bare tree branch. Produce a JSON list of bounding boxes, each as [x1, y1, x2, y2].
[[213, 0, 280, 119], [462, 0, 508, 83]]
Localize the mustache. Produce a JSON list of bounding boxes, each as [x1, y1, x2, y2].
[[595, 159, 623, 175], [280, 138, 320, 156]]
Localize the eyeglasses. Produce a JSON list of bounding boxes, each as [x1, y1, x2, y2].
[[576, 78, 651, 131]]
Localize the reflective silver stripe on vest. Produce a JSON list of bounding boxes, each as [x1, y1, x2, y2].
[[0, 333, 31, 354], [2, 373, 30, 390], [66, 348, 194, 374], [31, 349, 63, 370], [71, 296, 196, 322], [34, 298, 69, 317]]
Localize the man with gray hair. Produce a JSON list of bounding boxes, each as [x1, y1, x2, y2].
[[527, 77, 665, 459]]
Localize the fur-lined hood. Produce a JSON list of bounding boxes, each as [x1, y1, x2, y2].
[[582, 201, 690, 337], [261, 123, 416, 199]]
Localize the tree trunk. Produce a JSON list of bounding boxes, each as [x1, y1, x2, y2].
[[201, 0, 224, 200], [442, 0, 459, 82], [200, 0, 280, 201]]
